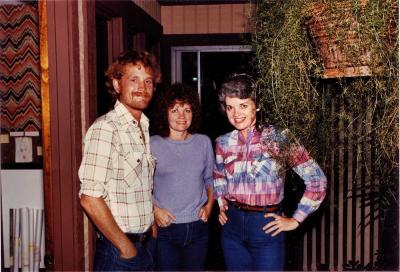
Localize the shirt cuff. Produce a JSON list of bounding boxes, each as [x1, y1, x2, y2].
[[79, 183, 106, 198], [292, 209, 308, 223], [217, 197, 227, 208]]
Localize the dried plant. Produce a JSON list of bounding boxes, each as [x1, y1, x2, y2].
[[252, 0, 398, 232]]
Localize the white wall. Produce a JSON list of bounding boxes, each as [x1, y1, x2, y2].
[[1, 169, 45, 268]]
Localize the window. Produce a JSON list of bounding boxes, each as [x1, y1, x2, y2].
[[171, 46, 254, 141]]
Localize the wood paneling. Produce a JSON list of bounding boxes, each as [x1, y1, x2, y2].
[[133, 0, 161, 23], [107, 17, 124, 64], [42, 0, 87, 270], [195, 5, 208, 33], [207, 5, 220, 33], [161, 3, 255, 34], [38, 0, 52, 267], [219, 4, 232, 33], [172, 6, 184, 34], [184, 5, 196, 33]]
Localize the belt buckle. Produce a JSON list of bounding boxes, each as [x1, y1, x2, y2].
[[140, 233, 147, 243], [139, 230, 151, 244]]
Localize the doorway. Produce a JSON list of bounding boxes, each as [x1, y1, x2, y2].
[[171, 46, 255, 142], [171, 45, 255, 270]]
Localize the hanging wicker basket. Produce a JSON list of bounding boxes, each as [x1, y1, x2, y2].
[[305, 0, 375, 78]]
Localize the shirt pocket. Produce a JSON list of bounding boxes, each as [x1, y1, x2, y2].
[[122, 151, 142, 188], [223, 155, 237, 178], [250, 153, 273, 179]]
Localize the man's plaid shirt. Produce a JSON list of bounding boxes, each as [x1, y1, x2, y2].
[[79, 101, 155, 233]]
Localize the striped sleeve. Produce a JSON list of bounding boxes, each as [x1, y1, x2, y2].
[[290, 144, 327, 222], [213, 137, 227, 202]]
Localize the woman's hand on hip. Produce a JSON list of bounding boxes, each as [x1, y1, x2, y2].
[[198, 203, 213, 222], [262, 213, 300, 236], [218, 203, 229, 225], [154, 206, 176, 227]]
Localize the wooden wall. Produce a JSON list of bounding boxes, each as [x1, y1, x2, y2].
[[133, 0, 161, 23], [161, 3, 255, 34]]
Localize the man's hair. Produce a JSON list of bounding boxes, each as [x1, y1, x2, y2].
[[218, 73, 257, 112], [152, 83, 201, 137], [105, 50, 161, 103]]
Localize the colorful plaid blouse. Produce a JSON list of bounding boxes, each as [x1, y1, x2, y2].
[[213, 126, 327, 223], [79, 101, 155, 233]]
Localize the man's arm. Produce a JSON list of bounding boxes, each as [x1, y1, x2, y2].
[[80, 194, 137, 258]]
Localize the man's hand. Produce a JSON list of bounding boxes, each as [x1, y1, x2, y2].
[[154, 206, 176, 227], [262, 214, 300, 236], [80, 195, 137, 258], [119, 238, 137, 259]]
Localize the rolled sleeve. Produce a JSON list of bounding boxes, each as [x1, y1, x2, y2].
[[78, 121, 115, 198]]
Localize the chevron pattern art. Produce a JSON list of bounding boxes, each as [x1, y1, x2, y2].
[[0, 4, 41, 132]]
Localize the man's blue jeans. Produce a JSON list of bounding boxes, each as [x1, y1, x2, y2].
[[93, 233, 155, 271], [221, 204, 285, 271], [156, 220, 209, 271]]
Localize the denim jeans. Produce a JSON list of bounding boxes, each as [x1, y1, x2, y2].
[[156, 220, 209, 271], [93, 233, 155, 271], [221, 204, 285, 271]]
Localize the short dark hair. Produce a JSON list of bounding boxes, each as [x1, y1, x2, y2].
[[219, 73, 263, 131], [218, 73, 257, 112], [105, 50, 161, 104], [152, 83, 201, 137]]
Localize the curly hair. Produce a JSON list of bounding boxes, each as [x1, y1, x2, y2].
[[152, 83, 202, 137], [105, 50, 161, 104]]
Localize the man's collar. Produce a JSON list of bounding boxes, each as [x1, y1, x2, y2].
[[114, 100, 149, 129]]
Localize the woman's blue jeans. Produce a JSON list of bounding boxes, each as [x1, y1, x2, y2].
[[221, 204, 285, 271], [156, 220, 209, 271]]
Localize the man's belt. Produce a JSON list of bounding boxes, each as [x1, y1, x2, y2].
[[125, 228, 152, 245], [227, 199, 280, 213]]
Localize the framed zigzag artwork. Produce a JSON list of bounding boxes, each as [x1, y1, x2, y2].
[[0, 3, 42, 168]]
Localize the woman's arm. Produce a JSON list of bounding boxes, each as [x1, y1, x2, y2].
[[262, 132, 327, 235], [198, 186, 214, 222], [199, 136, 215, 222], [213, 138, 230, 225]]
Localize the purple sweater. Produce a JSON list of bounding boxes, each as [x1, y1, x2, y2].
[[151, 134, 214, 223]]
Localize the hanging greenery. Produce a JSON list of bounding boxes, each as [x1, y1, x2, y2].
[[252, 0, 398, 228]]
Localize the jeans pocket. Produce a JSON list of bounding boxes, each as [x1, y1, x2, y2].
[[157, 224, 173, 241], [112, 245, 141, 264], [118, 253, 139, 262]]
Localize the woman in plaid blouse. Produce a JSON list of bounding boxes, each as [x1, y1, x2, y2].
[[213, 73, 327, 271]]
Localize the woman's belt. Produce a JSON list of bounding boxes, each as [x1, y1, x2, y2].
[[227, 199, 280, 213]]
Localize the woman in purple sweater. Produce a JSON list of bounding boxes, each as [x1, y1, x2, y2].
[[150, 83, 214, 271]]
